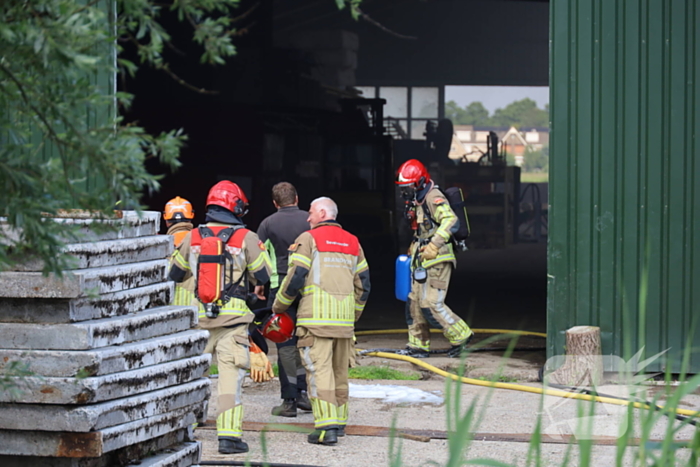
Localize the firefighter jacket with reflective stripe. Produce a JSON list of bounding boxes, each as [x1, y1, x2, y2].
[[257, 206, 310, 289], [272, 221, 371, 338], [168, 222, 272, 329], [166, 222, 194, 248], [411, 186, 458, 268]]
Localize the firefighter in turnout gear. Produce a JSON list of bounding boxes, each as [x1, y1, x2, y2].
[[396, 159, 473, 359], [168, 181, 272, 455], [272, 197, 371, 446], [164, 196, 195, 306]]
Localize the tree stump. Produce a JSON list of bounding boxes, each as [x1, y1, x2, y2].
[[547, 325, 603, 387]]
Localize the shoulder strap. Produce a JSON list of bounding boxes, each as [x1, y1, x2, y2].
[[215, 227, 235, 243], [198, 226, 214, 238]]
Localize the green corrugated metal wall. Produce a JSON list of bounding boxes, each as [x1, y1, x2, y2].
[[31, 1, 114, 191], [548, 0, 700, 373]]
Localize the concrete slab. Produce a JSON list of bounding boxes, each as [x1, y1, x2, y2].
[[0, 305, 197, 350], [0, 211, 160, 249], [0, 282, 174, 324], [0, 329, 209, 377], [0, 378, 210, 431], [0, 354, 210, 404], [0, 259, 169, 299], [0, 428, 191, 467], [125, 442, 200, 467], [0, 403, 203, 457], [9, 236, 172, 272]]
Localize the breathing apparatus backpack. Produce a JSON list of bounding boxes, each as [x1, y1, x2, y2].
[[423, 186, 471, 252], [194, 226, 250, 319]]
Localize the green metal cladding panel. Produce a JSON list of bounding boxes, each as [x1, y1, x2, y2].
[[31, 0, 115, 192], [548, 0, 700, 373]]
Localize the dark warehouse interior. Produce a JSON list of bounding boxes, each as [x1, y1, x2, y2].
[[123, 0, 550, 335]]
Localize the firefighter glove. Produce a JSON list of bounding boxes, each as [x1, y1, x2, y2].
[[249, 341, 274, 383], [420, 242, 439, 261]]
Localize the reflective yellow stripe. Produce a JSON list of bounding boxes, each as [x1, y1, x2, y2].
[[297, 318, 354, 326], [275, 291, 294, 306], [173, 286, 194, 306], [172, 250, 190, 270], [247, 253, 266, 271], [197, 298, 250, 319], [356, 259, 368, 272], [408, 335, 430, 350], [310, 398, 340, 428], [290, 253, 311, 268], [338, 403, 349, 424], [198, 310, 249, 319], [434, 204, 456, 241], [217, 405, 244, 438], [354, 303, 365, 312], [301, 285, 314, 295], [422, 253, 456, 268], [444, 321, 473, 345]]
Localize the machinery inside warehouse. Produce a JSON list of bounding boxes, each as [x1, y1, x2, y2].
[[126, 0, 550, 333]]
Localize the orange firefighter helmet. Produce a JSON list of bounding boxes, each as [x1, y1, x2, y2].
[[164, 196, 195, 221]]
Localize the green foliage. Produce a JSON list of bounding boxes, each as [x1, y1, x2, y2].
[[348, 365, 420, 380], [491, 98, 548, 129], [0, 361, 33, 399], [0, 0, 242, 275], [445, 100, 490, 126], [446, 98, 549, 129], [523, 146, 549, 172]]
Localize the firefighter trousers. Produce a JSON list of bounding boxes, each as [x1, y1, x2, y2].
[[406, 262, 472, 351], [297, 327, 352, 429], [204, 325, 250, 439]]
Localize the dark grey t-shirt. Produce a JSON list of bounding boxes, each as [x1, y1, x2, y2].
[[257, 206, 310, 287]]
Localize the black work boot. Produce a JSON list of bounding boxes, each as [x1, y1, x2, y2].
[[308, 428, 338, 445], [447, 333, 474, 358], [271, 399, 297, 417], [397, 346, 430, 358], [297, 390, 312, 411], [218, 437, 249, 454], [337, 425, 346, 437]]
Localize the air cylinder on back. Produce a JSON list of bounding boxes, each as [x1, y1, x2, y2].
[[395, 254, 411, 302]]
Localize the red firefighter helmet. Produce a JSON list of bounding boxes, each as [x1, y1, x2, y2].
[[395, 159, 431, 190], [262, 312, 295, 344], [206, 181, 249, 217], [164, 196, 195, 221]]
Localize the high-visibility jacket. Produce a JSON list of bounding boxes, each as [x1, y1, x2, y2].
[[411, 186, 458, 268], [272, 221, 371, 339], [169, 222, 272, 329], [166, 222, 194, 305]]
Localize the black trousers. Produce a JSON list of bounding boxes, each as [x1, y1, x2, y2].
[[270, 287, 307, 399]]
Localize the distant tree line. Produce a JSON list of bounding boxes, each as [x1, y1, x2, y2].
[[445, 98, 549, 129]]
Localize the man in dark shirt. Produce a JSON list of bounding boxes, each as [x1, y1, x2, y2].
[[255, 182, 312, 416]]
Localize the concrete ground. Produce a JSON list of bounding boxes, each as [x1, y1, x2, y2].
[[194, 331, 700, 467]]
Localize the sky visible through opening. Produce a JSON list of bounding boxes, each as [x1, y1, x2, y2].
[[445, 86, 550, 114]]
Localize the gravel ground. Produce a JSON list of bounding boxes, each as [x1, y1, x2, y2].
[[194, 333, 700, 467]]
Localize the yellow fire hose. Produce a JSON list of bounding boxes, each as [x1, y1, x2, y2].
[[356, 328, 547, 339], [355, 329, 700, 419]]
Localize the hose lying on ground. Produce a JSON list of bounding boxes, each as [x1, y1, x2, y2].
[[355, 328, 548, 339], [546, 383, 700, 427], [355, 328, 700, 421]]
